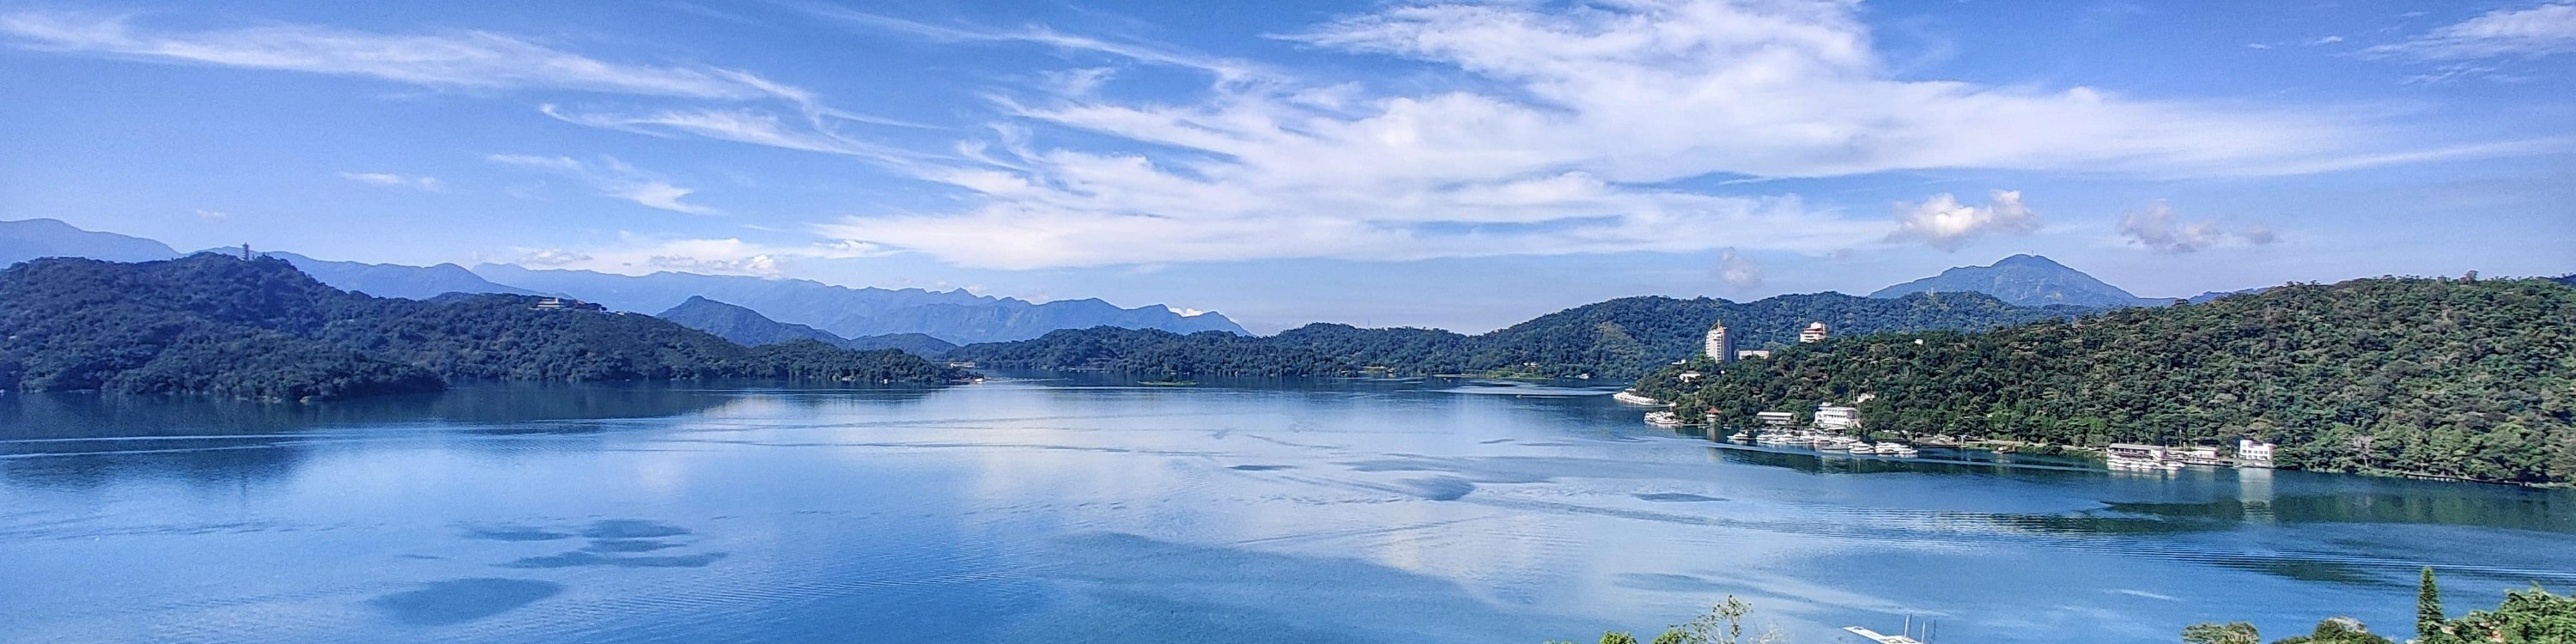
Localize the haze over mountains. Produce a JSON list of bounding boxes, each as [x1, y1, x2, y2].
[[655, 296, 959, 357], [476, 264, 1246, 344], [0, 218, 1245, 345]]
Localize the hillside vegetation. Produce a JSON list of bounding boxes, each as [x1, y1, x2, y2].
[[1637, 277, 2576, 485], [0, 255, 975, 401], [947, 291, 2087, 380]]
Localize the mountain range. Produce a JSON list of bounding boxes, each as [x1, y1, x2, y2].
[[1870, 254, 2166, 307], [474, 264, 1246, 344], [948, 291, 2093, 380], [0, 218, 180, 264], [0, 218, 1245, 345], [0, 255, 969, 400], [655, 296, 958, 356]]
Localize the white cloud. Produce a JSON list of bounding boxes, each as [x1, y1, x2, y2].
[[0, 13, 794, 100], [505, 235, 883, 277], [488, 155, 720, 215], [1715, 248, 1762, 289], [808, 0, 2476, 270], [2370, 3, 2576, 59], [339, 172, 442, 191], [535, 105, 914, 162], [2116, 201, 2278, 253], [0, 12, 899, 160], [1884, 190, 2040, 252], [790, 6, 1272, 84], [193, 209, 228, 222]]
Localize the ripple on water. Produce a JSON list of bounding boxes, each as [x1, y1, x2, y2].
[[1394, 477, 1475, 501], [1634, 492, 1727, 502], [369, 578, 562, 626]]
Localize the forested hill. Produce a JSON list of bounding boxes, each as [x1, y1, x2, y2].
[[0, 255, 976, 401], [1636, 276, 2576, 485], [945, 291, 2087, 380]]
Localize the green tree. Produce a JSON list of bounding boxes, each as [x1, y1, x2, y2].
[[2418, 568, 2447, 644], [2179, 622, 2260, 644], [2270, 617, 2394, 644], [2445, 584, 2576, 643], [1649, 631, 1685, 644], [1599, 632, 1639, 644]]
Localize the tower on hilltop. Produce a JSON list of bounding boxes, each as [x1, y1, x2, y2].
[[1800, 321, 1829, 343]]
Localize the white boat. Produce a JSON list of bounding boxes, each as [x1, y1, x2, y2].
[[1726, 431, 1753, 442], [1850, 443, 1878, 453], [1613, 391, 1669, 407], [1874, 442, 1908, 456], [1643, 411, 1683, 427]]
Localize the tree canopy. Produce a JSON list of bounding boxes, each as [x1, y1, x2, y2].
[[0, 255, 975, 401], [947, 291, 2086, 380], [1636, 276, 2576, 485]]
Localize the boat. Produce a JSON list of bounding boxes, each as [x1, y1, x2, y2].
[[1613, 391, 1669, 406], [1643, 411, 1684, 427], [1850, 442, 1878, 453], [1726, 431, 1754, 442], [1880, 444, 1919, 458], [2106, 443, 2187, 471]]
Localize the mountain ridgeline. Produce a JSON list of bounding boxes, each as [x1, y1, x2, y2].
[[655, 296, 959, 356], [947, 291, 2091, 380], [473, 264, 1247, 344], [1635, 276, 2576, 485], [0, 219, 1252, 345], [0, 255, 975, 401], [1870, 254, 2165, 307]]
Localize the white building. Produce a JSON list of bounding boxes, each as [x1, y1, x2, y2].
[[1704, 321, 1738, 362], [1735, 349, 1771, 360], [1799, 321, 1829, 343], [1814, 404, 1860, 432], [1756, 411, 1797, 428], [2237, 439, 2276, 468]]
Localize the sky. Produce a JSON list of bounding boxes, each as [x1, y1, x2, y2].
[[1, 0, 2571, 333]]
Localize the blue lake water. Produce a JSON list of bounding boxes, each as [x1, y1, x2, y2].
[[4, 374, 2572, 643]]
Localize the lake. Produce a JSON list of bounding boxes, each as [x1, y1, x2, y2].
[[4, 374, 2572, 643]]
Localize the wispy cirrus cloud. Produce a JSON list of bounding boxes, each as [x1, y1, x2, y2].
[[0, 12, 788, 99], [0, 11, 902, 159], [2370, 3, 2576, 60], [809, 0, 2498, 270], [489, 155, 720, 215], [785, 3, 1273, 84], [505, 234, 886, 277], [340, 172, 442, 191]]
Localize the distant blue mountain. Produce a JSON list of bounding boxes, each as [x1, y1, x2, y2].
[[658, 295, 957, 356], [654, 295, 956, 357], [2184, 287, 2272, 304], [1870, 254, 2161, 308], [1, 218, 179, 265], [257, 251, 538, 300], [475, 264, 1246, 344]]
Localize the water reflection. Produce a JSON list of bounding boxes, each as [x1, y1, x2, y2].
[[3, 376, 2573, 644]]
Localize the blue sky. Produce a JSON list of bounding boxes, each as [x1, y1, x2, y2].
[[1, 0, 2570, 332]]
